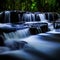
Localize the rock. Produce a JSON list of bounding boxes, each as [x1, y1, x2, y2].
[[10, 11, 19, 23], [29, 27, 39, 35], [0, 36, 5, 46]]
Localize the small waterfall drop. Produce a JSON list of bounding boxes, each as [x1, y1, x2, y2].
[[35, 14, 40, 21], [18, 14, 21, 22], [31, 13, 35, 21], [3, 28, 31, 40], [39, 13, 47, 22], [48, 13, 49, 21], [5, 11, 10, 23], [23, 14, 32, 22], [18, 14, 23, 23], [38, 13, 52, 26]]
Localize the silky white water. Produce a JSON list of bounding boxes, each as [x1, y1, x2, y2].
[[3, 28, 31, 40]]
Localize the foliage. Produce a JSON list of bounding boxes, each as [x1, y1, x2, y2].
[[0, 0, 60, 13]]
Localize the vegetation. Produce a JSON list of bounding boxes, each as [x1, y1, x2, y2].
[[0, 0, 60, 13]]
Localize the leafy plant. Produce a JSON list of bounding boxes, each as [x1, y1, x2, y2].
[[0, 0, 60, 13]]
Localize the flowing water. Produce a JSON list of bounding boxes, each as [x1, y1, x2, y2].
[[5, 11, 10, 23], [2, 12, 60, 40], [38, 13, 47, 22], [22, 13, 48, 22], [1, 11, 60, 23], [3, 28, 31, 40]]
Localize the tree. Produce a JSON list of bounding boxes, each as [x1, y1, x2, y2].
[[0, 0, 60, 12]]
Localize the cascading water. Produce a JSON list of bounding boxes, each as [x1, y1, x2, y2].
[[3, 28, 31, 40], [23, 14, 32, 22], [35, 14, 40, 21], [36, 13, 53, 31], [46, 12, 59, 22], [38, 13, 48, 22], [48, 13, 54, 22], [18, 14, 23, 23], [31, 13, 35, 21], [5, 11, 10, 23], [18, 14, 21, 22]]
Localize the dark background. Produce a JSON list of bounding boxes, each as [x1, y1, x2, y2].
[[0, 0, 60, 13]]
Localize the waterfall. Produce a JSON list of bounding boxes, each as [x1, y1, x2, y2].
[[5, 11, 10, 23], [35, 14, 40, 21], [18, 14, 21, 22], [18, 14, 23, 23], [31, 13, 35, 21], [3, 28, 31, 40], [22, 14, 32, 22], [48, 13, 49, 21], [23, 13, 35, 22], [38, 13, 47, 22]]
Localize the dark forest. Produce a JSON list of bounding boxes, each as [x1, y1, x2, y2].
[[0, 0, 60, 13]]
